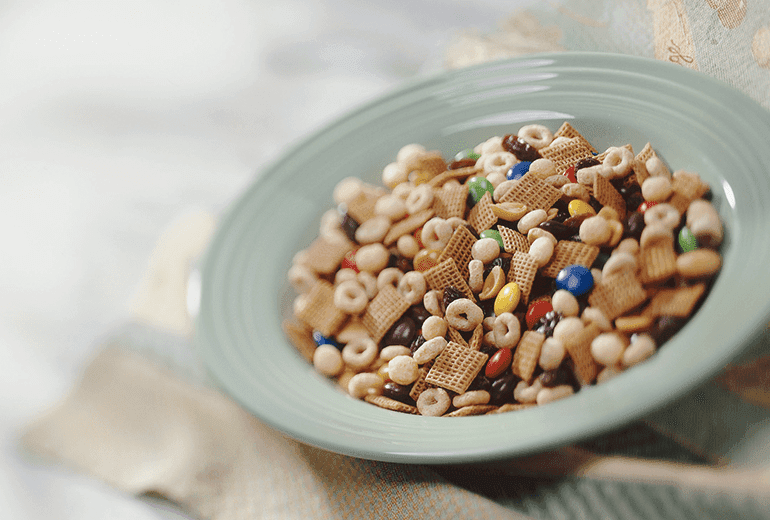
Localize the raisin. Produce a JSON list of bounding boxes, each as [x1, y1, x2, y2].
[[502, 134, 541, 162], [442, 286, 464, 311]]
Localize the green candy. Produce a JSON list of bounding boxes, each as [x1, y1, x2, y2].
[[480, 229, 504, 251], [454, 148, 481, 161], [467, 176, 494, 206], [678, 226, 698, 253]]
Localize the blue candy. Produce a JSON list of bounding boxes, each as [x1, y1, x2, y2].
[[555, 264, 594, 297], [506, 161, 532, 181], [312, 330, 341, 350]]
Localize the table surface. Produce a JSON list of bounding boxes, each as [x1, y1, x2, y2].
[[0, 0, 535, 518]]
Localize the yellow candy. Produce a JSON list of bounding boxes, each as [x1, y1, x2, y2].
[[568, 199, 597, 217], [494, 282, 521, 315]]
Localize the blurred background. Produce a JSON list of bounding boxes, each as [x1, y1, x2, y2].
[[0, 0, 535, 518]]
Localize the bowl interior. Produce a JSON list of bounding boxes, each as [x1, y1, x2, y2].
[[196, 52, 770, 464]]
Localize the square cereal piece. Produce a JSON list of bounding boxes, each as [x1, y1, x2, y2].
[[365, 395, 418, 414], [638, 242, 677, 284], [467, 191, 498, 234], [407, 151, 447, 180], [499, 225, 530, 254], [643, 283, 706, 318], [438, 224, 477, 280], [409, 364, 435, 401], [553, 122, 598, 152], [564, 323, 602, 385], [362, 284, 410, 343], [672, 170, 710, 201], [432, 183, 468, 219], [588, 273, 648, 321], [512, 330, 545, 382], [446, 327, 469, 349], [508, 252, 539, 304], [427, 165, 480, 188], [281, 319, 316, 363], [425, 341, 489, 394], [635, 142, 656, 165], [539, 136, 596, 173], [294, 280, 348, 337], [444, 404, 498, 417], [593, 173, 627, 220], [345, 187, 382, 223], [303, 234, 355, 275], [468, 323, 484, 351], [540, 241, 600, 278], [382, 209, 434, 246], [498, 174, 563, 212], [423, 258, 476, 301]]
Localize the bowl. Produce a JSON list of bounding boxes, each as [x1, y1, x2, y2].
[[194, 52, 770, 464]]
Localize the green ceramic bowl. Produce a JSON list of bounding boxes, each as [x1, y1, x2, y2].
[[195, 52, 770, 464]]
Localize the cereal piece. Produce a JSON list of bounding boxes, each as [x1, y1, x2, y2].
[[361, 284, 411, 343], [380, 345, 411, 361], [468, 323, 484, 351], [364, 395, 418, 414], [493, 312, 521, 349], [517, 124, 554, 149], [416, 387, 452, 416], [514, 379, 543, 403], [282, 319, 316, 363], [498, 225, 530, 255], [334, 279, 369, 314], [347, 372, 384, 399], [539, 137, 595, 174], [335, 317, 370, 343], [686, 199, 723, 248], [423, 258, 475, 301], [672, 170, 710, 201], [425, 341, 489, 394], [355, 215, 391, 244], [507, 252, 539, 304], [303, 234, 355, 275], [421, 316, 448, 341], [287, 263, 318, 294], [295, 280, 348, 337], [467, 191, 498, 233], [468, 259, 484, 293], [342, 337, 379, 370], [563, 322, 602, 385], [487, 403, 535, 414], [638, 242, 678, 284], [444, 404, 498, 417], [643, 283, 706, 318], [446, 326, 469, 349], [432, 183, 467, 219], [426, 165, 480, 188], [498, 173, 563, 212], [540, 241, 600, 278], [587, 274, 648, 321], [377, 267, 403, 291], [553, 122, 598, 152], [407, 151, 447, 183], [445, 298, 483, 332], [593, 173, 627, 220], [512, 330, 545, 382], [397, 270, 427, 305], [345, 187, 382, 223], [437, 224, 477, 280], [421, 217, 453, 252], [382, 209, 435, 246], [408, 365, 435, 401]]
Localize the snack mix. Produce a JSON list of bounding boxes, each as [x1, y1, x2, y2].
[[283, 122, 723, 417]]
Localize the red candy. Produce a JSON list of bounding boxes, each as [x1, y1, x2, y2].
[[526, 300, 553, 329], [341, 249, 359, 272], [563, 165, 577, 184], [484, 348, 512, 378], [637, 200, 659, 213]]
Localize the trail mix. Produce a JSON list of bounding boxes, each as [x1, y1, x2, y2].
[[283, 122, 723, 417]]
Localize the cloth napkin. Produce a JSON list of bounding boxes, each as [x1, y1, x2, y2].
[[21, 1, 770, 519]]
